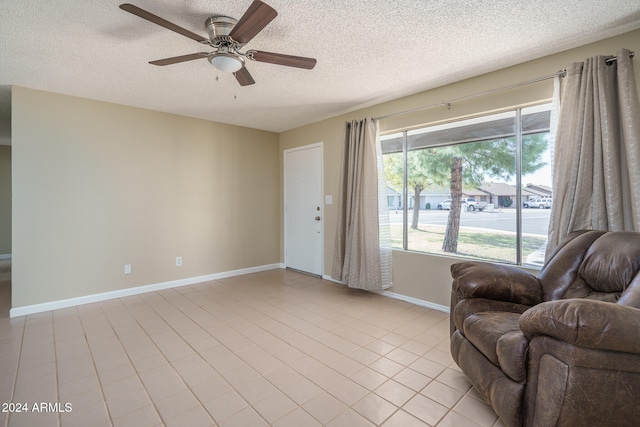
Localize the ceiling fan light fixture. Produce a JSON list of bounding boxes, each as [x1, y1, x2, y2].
[[209, 53, 243, 73]]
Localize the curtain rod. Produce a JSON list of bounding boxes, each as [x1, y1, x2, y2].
[[605, 51, 634, 64], [375, 51, 634, 122]]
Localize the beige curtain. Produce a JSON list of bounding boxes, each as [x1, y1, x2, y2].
[[547, 48, 640, 258], [332, 118, 392, 291]]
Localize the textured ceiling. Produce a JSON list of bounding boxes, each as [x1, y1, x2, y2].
[[2, 0, 640, 144]]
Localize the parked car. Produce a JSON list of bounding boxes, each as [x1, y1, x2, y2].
[[437, 197, 487, 211], [437, 199, 457, 210], [523, 197, 552, 209], [462, 198, 487, 211]]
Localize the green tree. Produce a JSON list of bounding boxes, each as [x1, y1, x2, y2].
[[384, 151, 434, 229], [422, 135, 548, 253]]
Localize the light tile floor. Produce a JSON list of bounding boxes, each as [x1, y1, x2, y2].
[[0, 266, 504, 426]]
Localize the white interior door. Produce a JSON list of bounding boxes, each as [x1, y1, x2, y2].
[[284, 144, 323, 276]]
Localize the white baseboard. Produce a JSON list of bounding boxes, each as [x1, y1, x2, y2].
[[9, 263, 282, 318], [321, 274, 449, 314], [10, 264, 449, 318], [377, 290, 450, 313], [0, 254, 11, 260], [322, 274, 343, 284]]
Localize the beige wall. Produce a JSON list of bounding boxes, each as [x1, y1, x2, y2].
[[12, 87, 280, 308], [0, 146, 10, 255], [279, 29, 640, 307]]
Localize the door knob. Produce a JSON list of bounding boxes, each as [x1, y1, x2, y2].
[[315, 216, 321, 221]]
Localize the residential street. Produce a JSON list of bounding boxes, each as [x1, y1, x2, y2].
[[389, 208, 551, 236]]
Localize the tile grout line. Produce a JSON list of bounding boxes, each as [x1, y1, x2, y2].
[[104, 296, 177, 426], [154, 281, 338, 425], [151, 284, 285, 425], [173, 278, 448, 426], [4, 315, 25, 427], [77, 306, 116, 427], [118, 289, 235, 425]]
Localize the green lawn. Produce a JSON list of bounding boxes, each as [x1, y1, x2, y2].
[[390, 224, 547, 264]]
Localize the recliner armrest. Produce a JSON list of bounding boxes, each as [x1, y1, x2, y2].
[[520, 299, 640, 355], [451, 261, 543, 306]]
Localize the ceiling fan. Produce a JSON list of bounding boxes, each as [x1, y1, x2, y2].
[[119, 0, 317, 86]]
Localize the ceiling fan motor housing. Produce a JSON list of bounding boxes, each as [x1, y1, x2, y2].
[[206, 16, 238, 40]]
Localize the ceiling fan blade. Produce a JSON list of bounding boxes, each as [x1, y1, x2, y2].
[[250, 51, 316, 69], [234, 67, 256, 86], [119, 3, 207, 43], [149, 52, 209, 66], [228, 0, 277, 44]]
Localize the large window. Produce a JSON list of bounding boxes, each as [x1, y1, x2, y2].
[[382, 104, 552, 266]]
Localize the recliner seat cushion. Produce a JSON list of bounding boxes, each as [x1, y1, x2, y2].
[[453, 298, 530, 333], [462, 312, 521, 365]]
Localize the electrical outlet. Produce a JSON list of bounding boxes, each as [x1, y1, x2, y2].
[[176, 257, 183, 267], [124, 264, 132, 275]]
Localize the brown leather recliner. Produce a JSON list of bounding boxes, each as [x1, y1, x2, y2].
[[450, 230, 640, 427]]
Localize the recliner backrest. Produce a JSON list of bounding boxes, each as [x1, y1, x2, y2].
[[539, 230, 640, 307]]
